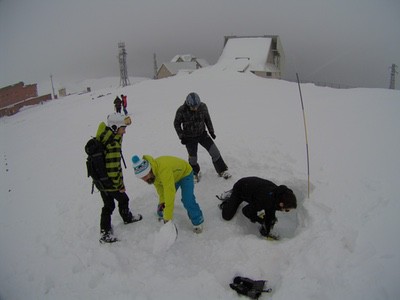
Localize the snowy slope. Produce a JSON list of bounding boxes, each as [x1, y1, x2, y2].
[[1, 69, 399, 300]]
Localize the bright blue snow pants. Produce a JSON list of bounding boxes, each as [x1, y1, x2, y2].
[[175, 171, 204, 226]]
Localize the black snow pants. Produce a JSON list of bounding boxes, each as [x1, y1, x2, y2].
[[100, 191, 132, 232], [185, 132, 227, 175]]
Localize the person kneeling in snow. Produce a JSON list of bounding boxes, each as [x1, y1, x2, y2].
[[217, 177, 297, 240], [132, 155, 204, 233]]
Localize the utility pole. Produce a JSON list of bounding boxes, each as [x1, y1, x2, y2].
[[389, 64, 398, 89], [50, 74, 55, 99], [153, 53, 158, 79], [118, 42, 130, 87]]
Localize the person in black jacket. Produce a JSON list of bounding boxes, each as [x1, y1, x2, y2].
[[217, 177, 297, 239], [174, 92, 230, 182]]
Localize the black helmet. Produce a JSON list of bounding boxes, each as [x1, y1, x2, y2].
[[185, 92, 201, 108]]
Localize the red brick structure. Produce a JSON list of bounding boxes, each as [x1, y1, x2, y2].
[[0, 82, 52, 117]]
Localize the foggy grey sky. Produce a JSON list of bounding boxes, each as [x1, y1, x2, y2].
[[1, 0, 399, 90]]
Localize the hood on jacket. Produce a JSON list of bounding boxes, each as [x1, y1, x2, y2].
[[96, 122, 119, 145]]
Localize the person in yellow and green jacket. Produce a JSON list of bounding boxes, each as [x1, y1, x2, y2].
[[96, 113, 142, 243], [132, 154, 204, 233]]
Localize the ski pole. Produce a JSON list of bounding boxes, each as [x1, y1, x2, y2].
[[296, 73, 310, 198]]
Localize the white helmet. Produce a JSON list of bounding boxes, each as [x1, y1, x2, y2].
[[107, 113, 132, 131]]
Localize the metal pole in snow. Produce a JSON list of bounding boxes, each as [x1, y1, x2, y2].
[[50, 74, 55, 99], [296, 73, 310, 198]]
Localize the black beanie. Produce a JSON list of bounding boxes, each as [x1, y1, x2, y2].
[[275, 185, 297, 209]]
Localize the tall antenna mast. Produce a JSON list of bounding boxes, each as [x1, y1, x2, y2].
[[389, 64, 398, 89], [153, 53, 158, 79], [118, 42, 130, 87]]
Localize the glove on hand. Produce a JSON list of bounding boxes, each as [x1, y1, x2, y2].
[[180, 138, 188, 145], [210, 132, 216, 139], [266, 233, 280, 241], [157, 203, 165, 219]]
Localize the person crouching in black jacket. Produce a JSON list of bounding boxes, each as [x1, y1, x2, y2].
[[217, 177, 297, 240]]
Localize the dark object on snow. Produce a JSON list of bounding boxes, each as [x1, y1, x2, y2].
[[229, 276, 271, 299], [114, 96, 122, 113]]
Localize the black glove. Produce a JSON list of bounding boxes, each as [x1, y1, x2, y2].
[[259, 217, 277, 237], [210, 132, 216, 139], [180, 138, 187, 145]]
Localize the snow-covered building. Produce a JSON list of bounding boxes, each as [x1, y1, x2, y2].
[[156, 54, 209, 79], [217, 35, 284, 79]]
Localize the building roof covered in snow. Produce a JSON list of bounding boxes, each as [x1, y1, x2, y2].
[[156, 55, 209, 79], [216, 35, 284, 78]]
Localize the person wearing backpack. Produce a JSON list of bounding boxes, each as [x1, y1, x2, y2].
[[95, 113, 142, 243]]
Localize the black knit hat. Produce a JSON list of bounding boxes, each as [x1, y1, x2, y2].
[[274, 185, 297, 209]]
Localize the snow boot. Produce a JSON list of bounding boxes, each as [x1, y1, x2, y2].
[[99, 230, 118, 244], [219, 170, 232, 179], [193, 223, 203, 234], [124, 214, 143, 224]]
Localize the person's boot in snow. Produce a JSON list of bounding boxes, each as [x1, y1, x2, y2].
[[99, 230, 118, 244], [219, 170, 232, 179], [193, 223, 203, 234], [120, 208, 143, 224], [124, 213, 143, 224]]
